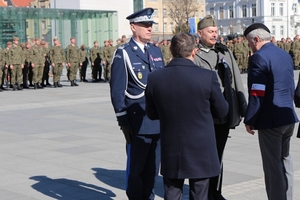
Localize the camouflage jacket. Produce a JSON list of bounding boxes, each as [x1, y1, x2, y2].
[[49, 45, 66, 64], [90, 46, 101, 63], [9, 44, 24, 65], [32, 45, 45, 64], [65, 44, 80, 63]]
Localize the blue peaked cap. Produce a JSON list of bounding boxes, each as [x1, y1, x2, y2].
[[126, 7, 156, 24]]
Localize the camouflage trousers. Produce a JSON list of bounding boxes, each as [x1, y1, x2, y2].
[[0, 67, 3, 86], [33, 64, 44, 84], [67, 62, 78, 81], [104, 61, 111, 81], [11, 64, 23, 85], [52, 63, 64, 83]]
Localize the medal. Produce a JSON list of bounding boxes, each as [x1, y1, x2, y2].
[[138, 72, 143, 79]]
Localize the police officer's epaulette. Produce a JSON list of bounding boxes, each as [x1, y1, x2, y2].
[[117, 43, 129, 50], [215, 42, 229, 54]]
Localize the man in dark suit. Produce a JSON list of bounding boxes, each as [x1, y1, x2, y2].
[[110, 8, 164, 200], [244, 23, 298, 200], [145, 32, 228, 200]]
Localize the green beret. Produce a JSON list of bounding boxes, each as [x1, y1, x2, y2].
[[197, 15, 217, 30]]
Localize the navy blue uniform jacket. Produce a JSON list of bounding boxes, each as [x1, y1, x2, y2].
[[110, 38, 164, 135], [244, 42, 298, 129], [145, 58, 229, 179]]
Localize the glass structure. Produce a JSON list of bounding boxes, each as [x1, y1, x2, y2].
[[0, 7, 118, 48]]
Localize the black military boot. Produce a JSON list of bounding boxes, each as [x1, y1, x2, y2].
[[53, 82, 57, 88], [13, 84, 17, 91], [37, 83, 43, 89], [73, 80, 78, 86], [70, 80, 74, 86], [57, 82, 63, 87], [34, 83, 37, 89], [17, 84, 22, 90]]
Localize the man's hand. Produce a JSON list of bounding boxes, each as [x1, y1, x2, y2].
[[52, 63, 55, 67], [10, 65, 13, 69], [245, 125, 255, 135], [121, 125, 134, 144]]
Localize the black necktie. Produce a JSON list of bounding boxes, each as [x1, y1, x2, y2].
[[144, 45, 149, 61]]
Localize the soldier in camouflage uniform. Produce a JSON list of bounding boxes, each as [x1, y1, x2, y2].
[[291, 35, 300, 69], [41, 41, 51, 87], [160, 39, 171, 65], [285, 37, 292, 54], [0, 47, 4, 92], [9, 37, 24, 90], [49, 38, 65, 88], [32, 38, 45, 89], [79, 44, 88, 82], [1, 41, 10, 90], [120, 35, 127, 45], [22, 42, 33, 89], [90, 41, 102, 82], [242, 37, 250, 73], [103, 39, 116, 81], [233, 36, 246, 73], [65, 37, 80, 86]]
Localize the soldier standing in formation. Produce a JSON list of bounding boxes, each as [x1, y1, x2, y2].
[[291, 35, 300, 70], [233, 35, 247, 74], [41, 41, 51, 87], [22, 42, 33, 89], [159, 39, 171, 65], [2, 41, 11, 90], [90, 40, 102, 82], [103, 39, 115, 82], [9, 37, 24, 91], [49, 38, 65, 88], [79, 44, 88, 82], [32, 38, 45, 89], [65, 37, 80, 86]]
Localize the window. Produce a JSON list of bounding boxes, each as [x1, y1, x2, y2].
[[271, 3, 275, 16], [229, 6, 234, 18], [252, 4, 256, 17], [163, 23, 167, 32], [41, 21, 46, 30], [280, 25, 284, 36], [163, 9, 166, 17], [170, 23, 173, 32], [153, 9, 158, 17], [195, 11, 198, 17], [272, 25, 276, 36], [219, 7, 224, 19], [279, 3, 284, 16], [210, 7, 214, 16], [242, 5, 247, 17], [154, 23, 158, 32], [293, 3, 297, 14]]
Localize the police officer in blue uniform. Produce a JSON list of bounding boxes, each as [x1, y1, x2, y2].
[[109, 8, 165, 200]]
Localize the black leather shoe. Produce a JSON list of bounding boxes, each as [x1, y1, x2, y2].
[[41, 83, 46, 87], [73, 81, 78, 86], [29, 83, 34, 87], [13, 85, 17, 91], [37, 83, 43, 89], [53, 82, 57, 88], [83, 79, 88, 82], [46, 82, 51, 86], [70, 80, 74, 86], [213, 194, 227, 200], [17, 85, 22, 90], [57, 82, 63, 87], [34, 83, 37, 89]]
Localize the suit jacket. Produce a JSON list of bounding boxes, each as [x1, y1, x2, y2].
[[145, 58, 229, 179], [110, 38, 164, 135], [244, 42, 298, 129]]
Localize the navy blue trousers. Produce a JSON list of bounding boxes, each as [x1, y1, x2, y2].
[[126, 134, 160, 200]]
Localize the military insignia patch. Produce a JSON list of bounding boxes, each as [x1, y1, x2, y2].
[[138, 72, 143, 79]]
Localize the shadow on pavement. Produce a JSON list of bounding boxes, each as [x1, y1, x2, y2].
[[30, 175, 116, 200], [91, 167, 188, 199]]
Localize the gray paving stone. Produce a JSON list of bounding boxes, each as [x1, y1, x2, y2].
[[0, 71, 300, 199]]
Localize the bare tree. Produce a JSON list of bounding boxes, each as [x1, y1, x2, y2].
[[165, 0, 202, 33]]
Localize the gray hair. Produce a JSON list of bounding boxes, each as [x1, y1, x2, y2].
[[247, 29, 271, 41]]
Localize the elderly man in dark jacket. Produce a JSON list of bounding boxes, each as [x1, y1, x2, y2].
[[145, 32, 228, 200]]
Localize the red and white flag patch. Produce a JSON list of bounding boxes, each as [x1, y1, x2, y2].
[[251, 83, 266, 97]]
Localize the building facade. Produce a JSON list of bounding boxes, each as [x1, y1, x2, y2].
[[145, 0, 206, 42], [206, 0, 300, 40]]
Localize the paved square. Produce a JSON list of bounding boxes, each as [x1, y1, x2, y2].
[[0, 70, 300, 200]]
